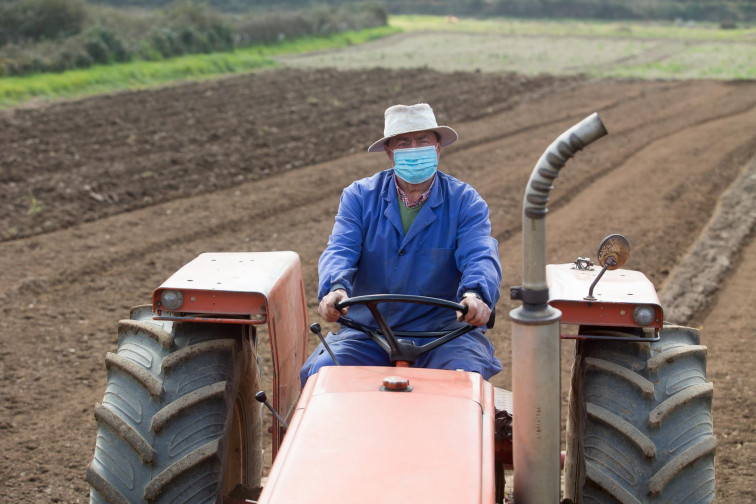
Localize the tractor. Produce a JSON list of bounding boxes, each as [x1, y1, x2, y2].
[[87, 113, 716, 504]]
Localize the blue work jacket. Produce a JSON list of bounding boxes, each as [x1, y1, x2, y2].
[[318, 169, 502, 333]]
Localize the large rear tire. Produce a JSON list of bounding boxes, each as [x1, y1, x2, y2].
[[564, 325, 716, 503], [87, 306, 263, 504]]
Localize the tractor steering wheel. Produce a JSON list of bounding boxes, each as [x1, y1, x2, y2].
[[335, 294, 477, 365]]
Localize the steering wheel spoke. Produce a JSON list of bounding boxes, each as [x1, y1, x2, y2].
[[334, 294, 477, 365]]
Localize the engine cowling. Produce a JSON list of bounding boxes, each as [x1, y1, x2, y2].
[[259, 365, 496, 504]]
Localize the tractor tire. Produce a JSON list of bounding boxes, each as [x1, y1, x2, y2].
[[564, 324, 716, 504], [87, 306, 263, 504]]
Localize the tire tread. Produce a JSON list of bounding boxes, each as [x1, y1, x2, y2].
[[86, 464, 130, 504], [586, 461, 643, 504], [143, 440, 221, 500], [586, 402, 656, 458], [118, 319, 174, 349], [162, 339, 235, 371], [94, 403, 155, 463], [151, 381, 228, 432], [648, 382, 714, 428], [585, 357, 655, 397], [647, 345, 707, 373], [105, 352, 163, 398], [565, 326, 716, 503], [90, 312, 261, 504], [649, 437, 717, 495]]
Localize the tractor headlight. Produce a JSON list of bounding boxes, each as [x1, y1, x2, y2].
[[160, 290, 184, 311], [632, 305, 656, 326]]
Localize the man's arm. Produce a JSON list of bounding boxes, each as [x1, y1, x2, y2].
[[454, 187, 503, 325], [318, 185, 364, 301]]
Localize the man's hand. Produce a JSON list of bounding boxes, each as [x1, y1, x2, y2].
[[318, 289, 349, 322], [458, 294, 491, 327]]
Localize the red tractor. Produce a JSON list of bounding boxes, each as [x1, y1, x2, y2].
[[87, 114, 716, 504]]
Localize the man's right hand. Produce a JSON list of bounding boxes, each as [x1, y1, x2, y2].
[[318, 289, 349, 322]]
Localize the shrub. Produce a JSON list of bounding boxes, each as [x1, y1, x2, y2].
[[52, 49, 77, 71], [230, 3, 388, 48], [208, 23, 233, 51], [360, 2, 389, 26], [97, 26, 130, 62], [74, 51, 93, 68], [162, 1, 234, 52], [163, 0, 227, 32], [0, 0, 88, 46], [84, 37, 110, 64], [137, 40, 163, 61], [150, 28, 181, 57], [0, 0, 391, 76]]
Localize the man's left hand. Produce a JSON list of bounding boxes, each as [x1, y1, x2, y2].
[[458, 294, 491, 327]]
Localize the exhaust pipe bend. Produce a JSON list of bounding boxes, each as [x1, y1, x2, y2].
[[511, 113, 607, 504], [521, 112, 608, 309]]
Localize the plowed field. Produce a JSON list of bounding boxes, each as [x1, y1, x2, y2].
[[1, 67, 754, 502]]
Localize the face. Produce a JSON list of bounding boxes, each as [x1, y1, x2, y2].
[[384, 130, 441, 164]]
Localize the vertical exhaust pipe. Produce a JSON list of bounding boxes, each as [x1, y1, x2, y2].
[[510, 113, 607, 504]]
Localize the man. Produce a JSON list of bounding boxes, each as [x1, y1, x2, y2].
[[300, 103, 502, 386]]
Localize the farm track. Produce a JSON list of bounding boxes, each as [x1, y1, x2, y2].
[[0, 68, 754, 502]]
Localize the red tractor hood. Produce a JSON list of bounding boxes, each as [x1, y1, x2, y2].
[[258, 366, 496, 504]]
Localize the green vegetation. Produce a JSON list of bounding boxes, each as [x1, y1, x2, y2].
[[27, 195, 43, 215], [391, 15, 755, 40], [386, 0, 756, 23], [2, 10, 752, 109], [74, 0, 756, 23], [278, 15, 756, 80], [0, 25, 398, 108], [0, 0, 388, 76], [0, 0, 88, 45], [607, 42, 756, 80]]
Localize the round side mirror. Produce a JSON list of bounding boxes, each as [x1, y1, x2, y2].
[[596, 234, 630, 270]]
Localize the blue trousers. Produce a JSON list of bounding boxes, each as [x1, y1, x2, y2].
[[300, 327, 502, 387]]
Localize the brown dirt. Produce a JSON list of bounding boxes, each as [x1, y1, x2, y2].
[[0, 68, 754, 502]]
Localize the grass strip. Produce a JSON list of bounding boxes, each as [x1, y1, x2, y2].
[[390, 15, 756, 41], [383, 16, 755, 80], [0, 25, 400, 109]]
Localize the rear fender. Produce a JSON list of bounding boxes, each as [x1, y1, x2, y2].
[[151, 252, 309, 455], [547, 263, 663, 334]]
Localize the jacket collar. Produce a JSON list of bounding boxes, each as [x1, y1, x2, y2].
[[381, 170, 445, 246]]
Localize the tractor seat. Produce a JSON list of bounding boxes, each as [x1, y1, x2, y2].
[[493, 387, 513, 468]]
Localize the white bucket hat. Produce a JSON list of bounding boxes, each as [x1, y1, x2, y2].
[[367, 103, 458, 153]]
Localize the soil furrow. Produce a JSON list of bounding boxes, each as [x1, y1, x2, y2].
[[1, 71, 755, 502]]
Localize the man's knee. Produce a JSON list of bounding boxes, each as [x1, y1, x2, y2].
[[440, 358, 501, 380], [300, 347, 336, 387]]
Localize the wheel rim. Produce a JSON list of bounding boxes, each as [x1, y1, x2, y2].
[[223, 395, 248, 495]]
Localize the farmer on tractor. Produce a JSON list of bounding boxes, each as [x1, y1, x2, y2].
[[300, 103, 503, 385]]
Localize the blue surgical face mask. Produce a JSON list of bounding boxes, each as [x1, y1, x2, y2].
[[391, 145, 438, 184]]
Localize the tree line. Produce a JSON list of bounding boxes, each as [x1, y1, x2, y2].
[[0, 0, 387, 76], [74, 0, 756, 22], [1, 0, 752, 77]]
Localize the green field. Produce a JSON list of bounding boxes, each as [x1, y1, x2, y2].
[[2, 16, 754, 109], [0, 26, 399, 109], [392, 15, 755, 40], [281, 15, 756, 80]]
